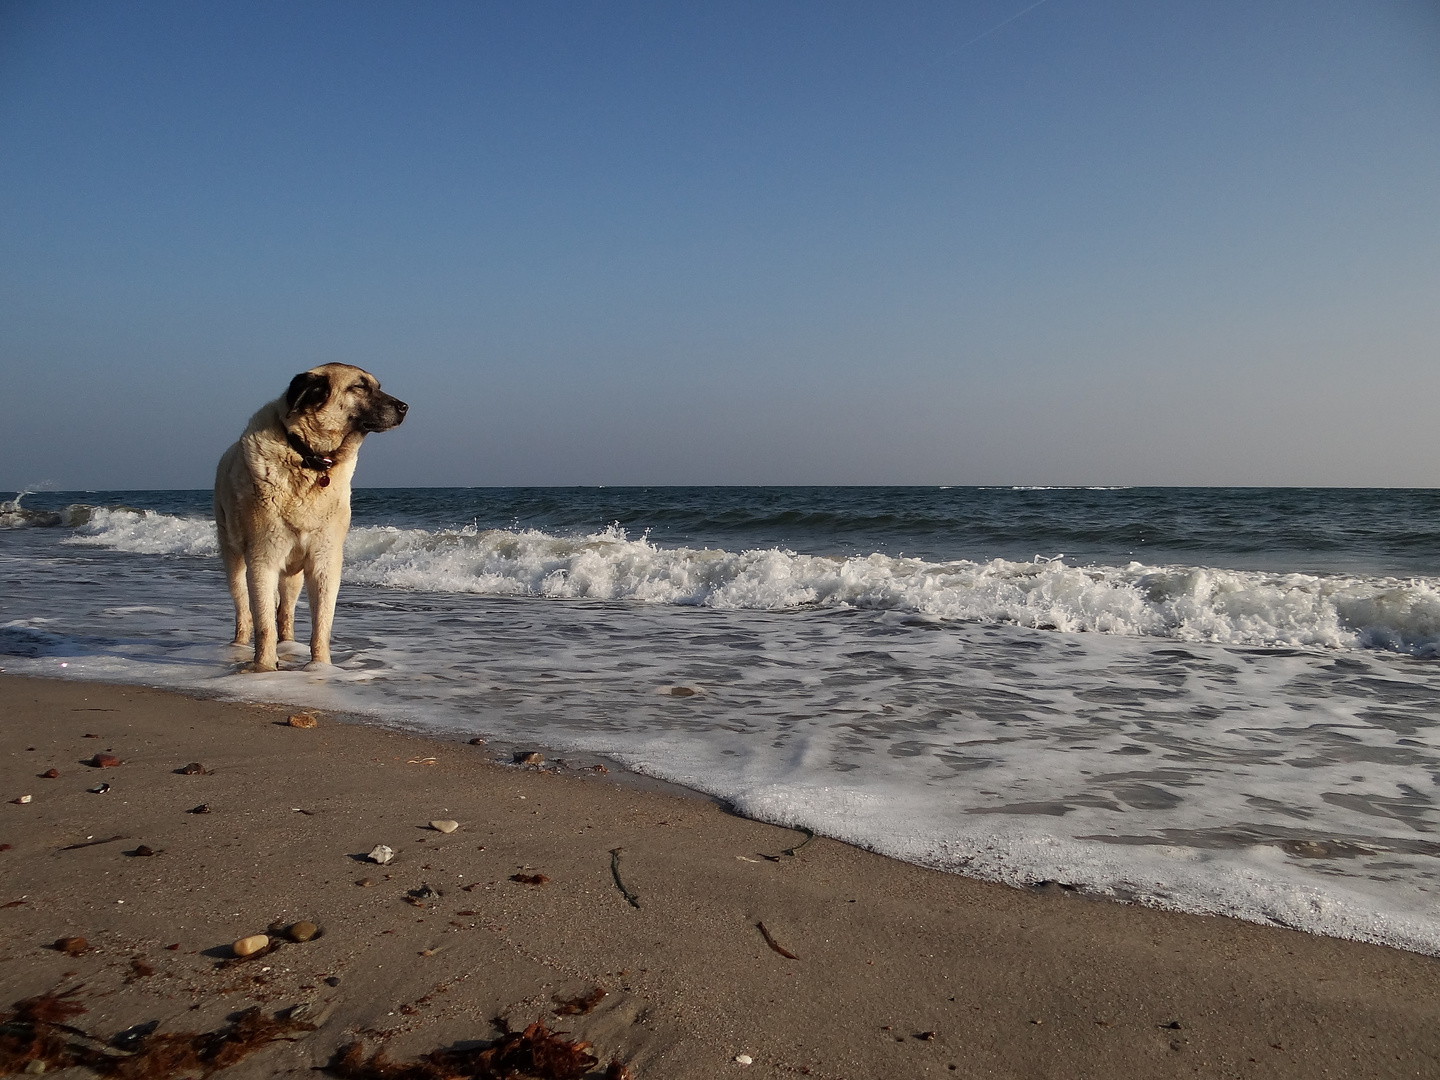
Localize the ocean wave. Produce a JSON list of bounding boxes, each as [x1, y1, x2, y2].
[[65, 507, 220, 556], [0, 494, 98, 530], [55, 509, 1440, 654]]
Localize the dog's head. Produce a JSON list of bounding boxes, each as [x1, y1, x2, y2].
[[285, 364, 408, 437]]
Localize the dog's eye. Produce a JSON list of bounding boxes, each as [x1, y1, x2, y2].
[[350, 383, 364, 392]]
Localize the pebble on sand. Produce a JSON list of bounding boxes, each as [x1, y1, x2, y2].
[[430, 820, 460, 833], [13, 795, 32, 804], [734, 1053, 753, 1066], [515, 751, 544, 766], [288, 713, 318, 729], [54, 936, 88, 956], [367, 844, 396, 864], [288, 921, 320, 942], [88, 753, 122, 768], [41, 769, 59, 779], [232, 934, 269, 957]]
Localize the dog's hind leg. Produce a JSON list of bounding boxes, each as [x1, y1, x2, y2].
[[221, 543, 252, 646], [277, 570, 303, 643]]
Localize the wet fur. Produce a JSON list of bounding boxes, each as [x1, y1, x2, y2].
[[214, 363, 406, 672]]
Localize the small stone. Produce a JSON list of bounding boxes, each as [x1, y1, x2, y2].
[[430, 820, 459, 834], [55, 936, 88, 956], [288, 713, 318, 729], [23, 1059, 46, 1074], [467, 737, 485, 745], [41, 769, 59, 779], [288, 921, 320, 942], [188, 803, 210, 814], [231, 934, 269, 958], [591, 763, 609, 774], [89, 753, 122, 768], [515, 751, 544, 766], [735, 1053, 753, 1066], [324, 976, 340, 987], [668, 686, 697, 697], [178, 762, 206, 775], [13, 794, 32, 804], [356, 878, 375, 887], [918, 1031, 938, 1041], [132, 845, 156, 857], [367, 844, 396, 865], [88, 783, 110, 795]]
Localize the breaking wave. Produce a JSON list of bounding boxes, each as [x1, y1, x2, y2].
[[52, 507, 1440, 655]]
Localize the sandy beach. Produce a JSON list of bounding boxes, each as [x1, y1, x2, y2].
[[2, 673, 1438, 1078]]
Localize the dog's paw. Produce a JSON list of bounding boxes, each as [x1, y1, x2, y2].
[[302, 660, 339, 674]]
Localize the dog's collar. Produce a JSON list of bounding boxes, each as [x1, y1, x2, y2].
[[285, 431, 337, 485]]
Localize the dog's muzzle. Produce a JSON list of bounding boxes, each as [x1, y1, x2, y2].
[[360, 395, 408, 433]]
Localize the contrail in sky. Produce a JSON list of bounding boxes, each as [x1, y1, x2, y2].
[[951, 0, 1053, 54]]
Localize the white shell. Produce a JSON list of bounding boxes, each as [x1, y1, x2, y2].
[[367, 844, 396, 864], [734, 1054, 753, 1066]]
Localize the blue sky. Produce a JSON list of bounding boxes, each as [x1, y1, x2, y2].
[[1, 1, 1437, 488]]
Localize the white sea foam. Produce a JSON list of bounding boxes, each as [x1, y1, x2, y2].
[[58, 510, 1440, 655], [66, 507, 220, 556], [8, 511, 1440, 955]]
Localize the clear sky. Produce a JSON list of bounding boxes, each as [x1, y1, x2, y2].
[[1, 1, 1437, 489]]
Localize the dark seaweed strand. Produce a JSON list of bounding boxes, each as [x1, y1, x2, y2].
[[609, 848, 641, 909]]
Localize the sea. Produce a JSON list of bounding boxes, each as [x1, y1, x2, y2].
[[3, 486, 1439, 954]]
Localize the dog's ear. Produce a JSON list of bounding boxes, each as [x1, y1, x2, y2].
[[285, 371, 331, 415]]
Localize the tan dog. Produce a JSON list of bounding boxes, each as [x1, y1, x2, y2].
[[214, 364, 407, 671]]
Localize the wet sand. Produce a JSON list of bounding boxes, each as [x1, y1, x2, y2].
[[2, 673, 1438, 1078]]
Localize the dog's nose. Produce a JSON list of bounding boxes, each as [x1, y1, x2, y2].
[[394, 400, 408, 417]]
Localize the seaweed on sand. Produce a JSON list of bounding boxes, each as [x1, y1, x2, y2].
[[98, 1006, 316, 1078], [329, 1019, 630, 1080], [0, 987, 93, 1073], [0, 987, 314, 1077]]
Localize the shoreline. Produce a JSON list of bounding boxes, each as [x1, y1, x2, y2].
[[3, 673, 1439, 1078]]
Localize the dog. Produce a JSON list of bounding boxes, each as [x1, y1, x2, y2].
[[214, 364, 407, 671]]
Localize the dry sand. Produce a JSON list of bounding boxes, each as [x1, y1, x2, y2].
[[2, 673, 1438, 1078]]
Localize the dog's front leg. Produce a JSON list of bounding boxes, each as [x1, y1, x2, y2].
[[304, 542, 345, 668], [247, 555, 283, 672]]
